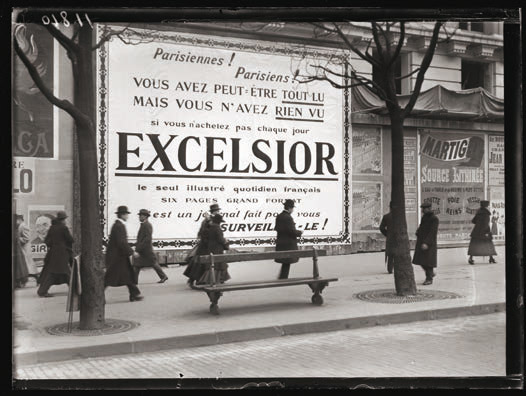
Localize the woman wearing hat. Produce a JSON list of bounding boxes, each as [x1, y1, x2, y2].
[[183, 203, 221, 287], [104, 206, 144, 301], [37, 211, 73, 297], [468, 200, 497, 264], [197, 213, 231, 285]]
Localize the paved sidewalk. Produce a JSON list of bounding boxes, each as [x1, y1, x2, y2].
[[13, 246, 505, 367], [15, 313, 506, 379]]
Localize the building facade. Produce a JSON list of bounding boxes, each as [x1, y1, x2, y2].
[[12, 21, 504, 264]]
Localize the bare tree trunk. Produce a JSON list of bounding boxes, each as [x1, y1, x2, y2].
[[75, 26, 106, 329], [389, 109, 417, 296]]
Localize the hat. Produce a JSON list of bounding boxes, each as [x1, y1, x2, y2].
[[212, 213, 225, 224], [15, 214, 24, 220], [138, 209, 150, 217], [284, 199, 295, 209], [209, 203, 221, 212], [56, 211, 68, 220], [480, 200, 490, 207], [420, 202, 432, 208], [115, 206, 131, 215]]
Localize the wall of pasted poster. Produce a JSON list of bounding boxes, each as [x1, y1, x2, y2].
[[488, 135, 505, 241], [96, 25, 351, 248], [419, 129, 486, 242]]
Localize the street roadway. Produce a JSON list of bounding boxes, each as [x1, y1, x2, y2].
[[15, 312, 505, 379]]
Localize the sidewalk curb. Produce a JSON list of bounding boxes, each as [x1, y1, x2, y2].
[[15, 302, 505, 366]]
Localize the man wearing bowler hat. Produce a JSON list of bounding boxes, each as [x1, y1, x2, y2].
[[133, 209, 168, 284], [274, 199, 303, 279], [104, 206, 144, 301], [412, 201, 439, 285]]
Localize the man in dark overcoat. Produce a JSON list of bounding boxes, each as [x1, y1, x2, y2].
[[133, 209, 168, 284], [274, 199, 303, 279], [379, 202, 395, 274], [468, 200, 497, 264], [104, 206, 143, 301], [412, 202, 439, 285], [37, 211, 73, 297]]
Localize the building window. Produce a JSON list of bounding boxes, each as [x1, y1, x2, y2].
[[458, 21, 485, 33], [372, 51, 402, 95], [461, 60, 487, 90]]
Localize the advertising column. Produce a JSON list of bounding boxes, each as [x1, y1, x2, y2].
[[419, 129, 486, 242]]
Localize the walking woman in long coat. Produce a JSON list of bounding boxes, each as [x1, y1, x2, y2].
[[412, 202, 439, 285], [274, 199, 303, 279], [104, 206, 144, 301], [468, 200, 497, 264], [183, 204, 221, 287], [37, 211, 73, 297], [197, 213, 230, 285]]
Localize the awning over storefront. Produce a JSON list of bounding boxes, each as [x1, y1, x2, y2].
[[352, 84, 504, 121]]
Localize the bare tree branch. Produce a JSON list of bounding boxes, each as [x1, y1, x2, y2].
[[44, 23, 79, 54], [14, 36, 92, 129], [332, 22, 381, 68], [92, 26, 131, 50], [387, 22, 405, 67], [371, 22, 386, 63], [395, 67, 421, 81], [402, 22, 442, 118]]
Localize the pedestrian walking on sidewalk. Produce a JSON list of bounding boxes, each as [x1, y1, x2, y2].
[[183, 203, 220, 287], [274, 199, 303, 280], [197, 213, 231, 285], [104, 206, 144, 301], [13, 214, 29, 289], [37, 211, 73, 297], [379, 202, 395, 274], [412, 202, 439, 285], [15, 214, 40, 283], [133, 209, 168, 284], [468, 200, 497, 265]]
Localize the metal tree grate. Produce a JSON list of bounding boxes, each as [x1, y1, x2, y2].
[[45, 319, 140, 336], [354, 289, 462, 304]]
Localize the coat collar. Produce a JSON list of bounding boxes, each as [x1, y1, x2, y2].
[[116, 218, 126, 225]]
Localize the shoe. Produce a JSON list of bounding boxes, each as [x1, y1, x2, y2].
[[38, 293, 53, 298], [422, 279, 432, 285], [129, 294, 144, 302], [468, 258, 474, 265], [157, 276, 168, 284], [388, 270, 393, 274], [489, 257, 497, 264]]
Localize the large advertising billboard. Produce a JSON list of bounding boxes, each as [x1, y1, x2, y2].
[[96, 25, 351, 248]]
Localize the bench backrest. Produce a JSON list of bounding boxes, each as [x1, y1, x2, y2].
[[197, 249, 327, 264]]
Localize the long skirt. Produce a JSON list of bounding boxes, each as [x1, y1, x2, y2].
[[197, 264, 231, 285], [468, 237, 497, 256]]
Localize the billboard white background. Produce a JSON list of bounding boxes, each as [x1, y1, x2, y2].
[[97, 25, 351, 246]]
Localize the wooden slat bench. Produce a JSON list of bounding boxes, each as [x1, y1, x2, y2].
[[193, 249, 338, 315]]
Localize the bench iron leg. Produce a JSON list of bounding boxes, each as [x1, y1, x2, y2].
[[207, 291, 222, 315], [308, 281, 328, 306]]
